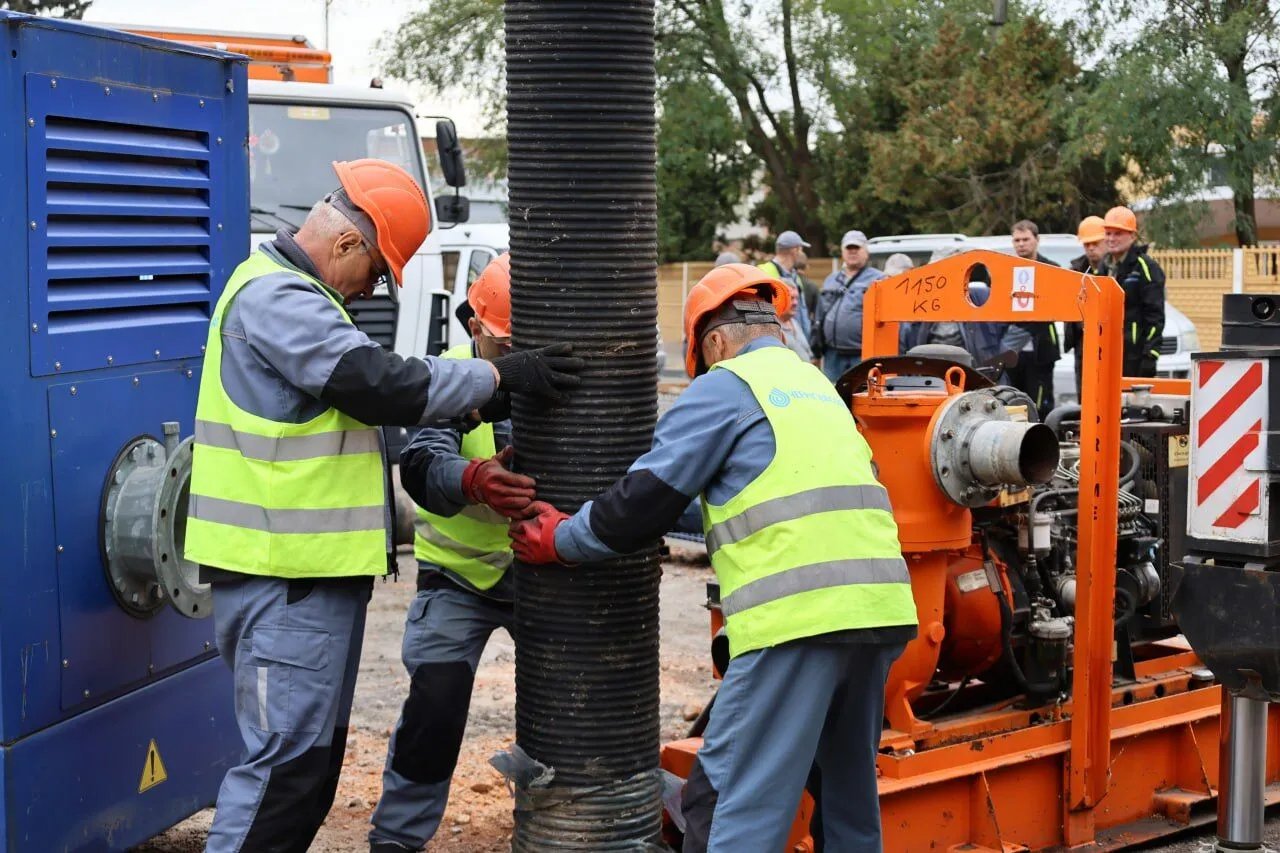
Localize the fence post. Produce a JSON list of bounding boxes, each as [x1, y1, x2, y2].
[[681, 262, 689, 304], [1233, 248, 1244, 294]]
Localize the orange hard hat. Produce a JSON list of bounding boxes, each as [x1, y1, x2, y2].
[[1077, 215, 1106, 245], [1104, 206, 1138, 233], [468, 252, 512, 337], [683, 263, 792, 377], [332, 159, 430, 287]]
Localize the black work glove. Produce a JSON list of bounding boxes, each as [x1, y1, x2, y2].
[[982, 350, 1019, 370], [478, 389, 512, 423], [492, 343, 584, 404]]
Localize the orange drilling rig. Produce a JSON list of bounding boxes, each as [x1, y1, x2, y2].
[[661, 251, 1280, 851]]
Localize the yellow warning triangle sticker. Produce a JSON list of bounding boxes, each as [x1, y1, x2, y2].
[[139, 739, 168, 793]]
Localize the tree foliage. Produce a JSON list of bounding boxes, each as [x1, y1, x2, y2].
[[657, 76, 752, 260], [1084, 0, 1280, 246], [865, 16, 1122, 235], [1, 1, 91, 17], [382, 0, 1128, 258]]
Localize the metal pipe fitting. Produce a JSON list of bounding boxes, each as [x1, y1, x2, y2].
[[101, 425, 209, 619], [932, 390, 1061, 507], [967, 421, 1059, 486]]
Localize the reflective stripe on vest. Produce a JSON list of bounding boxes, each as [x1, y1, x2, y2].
[[702, 345, 917, 658], [184, 250, 387, 579], [412, 344, 513, 591], [705, 484, 893, 555], [195, 420, 380, 461]]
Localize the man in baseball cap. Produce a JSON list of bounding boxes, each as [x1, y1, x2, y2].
[[814, 229, 885, 382], [758, 231, 815, 360]]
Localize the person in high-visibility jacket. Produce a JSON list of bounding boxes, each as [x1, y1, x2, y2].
[[368, 253, 534, 853], [510, 263, 919, 853], [185, 160, 581, 853], [1104, 205, 1166, 377]]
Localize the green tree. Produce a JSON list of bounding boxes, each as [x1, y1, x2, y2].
[[1084, 0, 1280, 246], [866, 15, 1122, 235], [0, 1, 91, 17], [657, 76, 752, 260]]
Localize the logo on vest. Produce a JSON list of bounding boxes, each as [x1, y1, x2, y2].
[[769, 387, 843, 408], [768, 388, 791, 407]]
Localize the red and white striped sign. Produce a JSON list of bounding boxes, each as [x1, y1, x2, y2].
[[1189, 358, 1269, 541]]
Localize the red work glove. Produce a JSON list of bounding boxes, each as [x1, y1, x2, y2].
[[509, 501, 571, 564], [461, 447, 537, 519]]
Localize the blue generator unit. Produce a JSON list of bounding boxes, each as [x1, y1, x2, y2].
[[0, 13, 248, 852]]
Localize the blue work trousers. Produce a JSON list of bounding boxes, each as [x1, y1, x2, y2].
[[822, 350, 861, 384], [205, 574, 371, 853], [681, 640, 903, 853], [369, 583, 513, 850]]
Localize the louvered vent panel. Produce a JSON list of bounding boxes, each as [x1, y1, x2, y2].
[[347, 293, 398, 349], [27, 75, 226, 374]]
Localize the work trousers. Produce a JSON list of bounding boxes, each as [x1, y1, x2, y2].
[[205, 573, 372, 853], [822, 349, 860, 385], [370, 583, 513, 850], [681, 640, 904, 853]]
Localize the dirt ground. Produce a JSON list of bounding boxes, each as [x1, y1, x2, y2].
[[133, 541, 716, 853], [130, 535, 1280, 853]]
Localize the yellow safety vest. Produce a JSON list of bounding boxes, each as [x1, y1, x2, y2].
[[702, 345, 917, 658], [413, 345, 512, 590], [185, 251, 387, 578]]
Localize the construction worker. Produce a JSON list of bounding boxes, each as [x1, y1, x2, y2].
[[815, 229, 885, 383], [509, 263, 918, 853], [185, 160, 582, 853], [1008, 219, 1059, 419], [1064, 216, 1108, 395], [367, 254, 529, 853], [759, 231, 814, 358], [1104, 205, 1166, 377]]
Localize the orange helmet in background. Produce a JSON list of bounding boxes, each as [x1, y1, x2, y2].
[[468, 252, 512, 337], [683, 263, 792, 377], [1104, 206, 1138, 233], [332, 158, 430, 287], [1077, 215, 1106, 245]]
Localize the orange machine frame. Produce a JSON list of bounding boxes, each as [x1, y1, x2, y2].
[[661, 252, 1280, 851]]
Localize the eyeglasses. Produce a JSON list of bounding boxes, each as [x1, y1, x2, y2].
[[359, 240, 391, 289]]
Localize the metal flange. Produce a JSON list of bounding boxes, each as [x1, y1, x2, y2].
[[101, 423, 209, 619]]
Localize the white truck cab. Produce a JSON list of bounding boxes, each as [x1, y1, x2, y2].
[[245, 81, 465, 362]]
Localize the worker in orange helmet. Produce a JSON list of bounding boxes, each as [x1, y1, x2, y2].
[[1103, 205, 1166, 377], [1063, 216, 1110, 395], [187, 163, 582, 853], [368, 253, 534, 853], [509, 263, 918, 853]]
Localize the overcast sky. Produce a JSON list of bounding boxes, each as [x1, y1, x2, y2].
[[84, 0, 489, 134]]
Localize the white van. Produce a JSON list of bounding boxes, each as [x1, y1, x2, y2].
[[867, 233, 1199, 404]]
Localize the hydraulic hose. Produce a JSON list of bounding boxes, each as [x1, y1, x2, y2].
[[1044, 403, 1081, 438], [505, 2, 663, 849]]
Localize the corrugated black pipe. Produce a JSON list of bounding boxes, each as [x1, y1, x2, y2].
[[505, 1, 663, 849]]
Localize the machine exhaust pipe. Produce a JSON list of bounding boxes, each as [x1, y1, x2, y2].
[[932, 391, 1060, 507]]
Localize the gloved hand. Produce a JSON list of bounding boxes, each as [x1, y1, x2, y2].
[[983, 350, 1019, 370], [461, 447, 537, 519], [478, 389, 512, 423], [509, 501, 571, 564], [492, 343, 585, 404]]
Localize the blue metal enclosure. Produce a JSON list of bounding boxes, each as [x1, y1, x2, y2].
[[0, 13, 248, 851]]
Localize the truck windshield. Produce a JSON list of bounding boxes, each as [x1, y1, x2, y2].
[[249, 102, 427, 232]]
